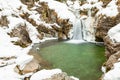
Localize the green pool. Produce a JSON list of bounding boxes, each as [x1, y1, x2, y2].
[[39, 42, 105, 80]]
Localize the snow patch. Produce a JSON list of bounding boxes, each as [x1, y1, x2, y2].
[[40, 0, 75, 23], [30, 69, 62, 80], [97, 0, 118, 17], [108, 23, 120, 43], [103, 62, 120, 80]]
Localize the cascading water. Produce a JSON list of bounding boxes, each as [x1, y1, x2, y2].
[[72, 9, 95, 42], [67, 0, 95, 42], [72, 19, 83, 40], [72, 8, 85, 40]]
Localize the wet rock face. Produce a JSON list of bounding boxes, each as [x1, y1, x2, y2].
[[0, 16, 9, 27], [8, 24, 32, 47], [95, 13, 120, 42], [95, 16, 116, 41]]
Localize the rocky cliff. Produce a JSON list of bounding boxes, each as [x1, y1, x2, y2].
[[101, 23, 120, 80], [93, 0, 120, 80]]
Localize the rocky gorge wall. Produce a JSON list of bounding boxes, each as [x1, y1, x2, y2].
[[1, 0, 120, 80], [94, 0, 120, 80]]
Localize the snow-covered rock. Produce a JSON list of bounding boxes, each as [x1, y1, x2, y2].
[[30, 69, 79, 80], [108, 23, 120, 43], [102, 18, 120, 80], [30, 69, 62, 80], [103, 62, 120, 80]]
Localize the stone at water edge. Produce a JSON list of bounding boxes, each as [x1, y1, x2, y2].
[[30, 69, 79, 80], [14, 59, 41, 75]]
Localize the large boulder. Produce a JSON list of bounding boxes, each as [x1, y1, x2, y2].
[[14, 58, 41, 75]]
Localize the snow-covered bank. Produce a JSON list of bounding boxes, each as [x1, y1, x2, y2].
[[0, 0, 79, 80], [102, 23, 120, 80]]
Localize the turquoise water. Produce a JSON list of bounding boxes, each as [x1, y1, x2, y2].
[[39, 42, 105, 80]]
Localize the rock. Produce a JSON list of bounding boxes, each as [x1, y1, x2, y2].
[[95, 15, 116, 41], [35, 2, 72, 40], [8, 24, 32, 47], [95, 13, 120, 42], [20, 13, 38, 26], [44, 72, 76, 80], [105, 55, 118, 72], [19, 1, 72, 40], [100, 0, 112, 8], [30, 69, 78, 80], [22, 59, 41, 74], [117, 0, 120, 6], [104, 36, 120, 58], [0, 16, 9, 27], [101, 23, 120, 79], [20, 0, 35, 8], [14, 59, 41, 75]]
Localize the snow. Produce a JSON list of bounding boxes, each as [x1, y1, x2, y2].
[[97, 0, 118, 17], [26, 22, 40, 43], [80, 3, 92, 10], [103, 62, 120, 80], [0, 0, 40, 79], [7, 16, 25, 32], [73, 0, 80, 10], [1, 0, 119, 79], [108, 23, 120, 43], [30, 69, 62, 80], [0, 28, 20, 57], [0, 0, 78, 79], [102, 66, 106, 73], [40, 0, 75, 23], [70, 76, 79, 80], [16, 54, 33, 70], [0, 64, 21, 80], [87, 0, 98, 3]]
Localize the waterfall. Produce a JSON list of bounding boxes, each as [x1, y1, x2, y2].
[[68, 1, 95, 42], [72, 7, 85, 40], [72, 19, 83, 40], [72, 15, 95, 41]]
